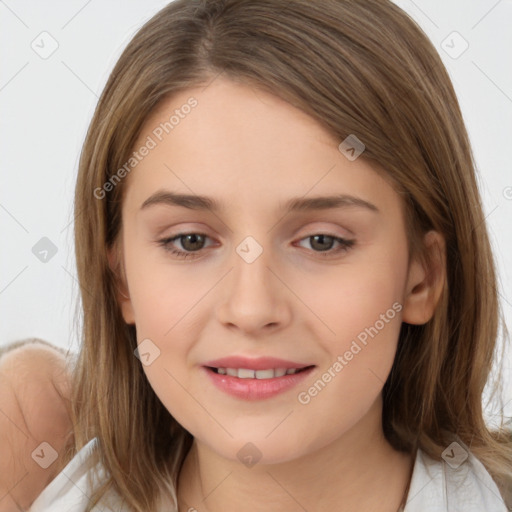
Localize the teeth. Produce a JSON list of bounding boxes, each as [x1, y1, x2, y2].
[[238, 368, 256, 379], [214, 367, 304, 379], [255, 369, 274, 379]]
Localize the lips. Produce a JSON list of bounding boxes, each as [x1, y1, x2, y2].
[[202, 362, 316, 400], [212, 367, 308, 379]]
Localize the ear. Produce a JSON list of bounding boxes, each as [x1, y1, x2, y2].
[[107, 245, 136, 326], [402, 230, 446, 325]]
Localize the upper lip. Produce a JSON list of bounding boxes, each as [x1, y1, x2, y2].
[[203, 356, 314, 371]]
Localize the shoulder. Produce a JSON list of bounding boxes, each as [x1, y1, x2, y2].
[[0, 339, 74, 458], [0, 338, 73, 401], [404, 442, 508, 511], [0, 339, 74, 510]]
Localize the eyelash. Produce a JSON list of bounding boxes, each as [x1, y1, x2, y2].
[[157, 232, 355, 260]]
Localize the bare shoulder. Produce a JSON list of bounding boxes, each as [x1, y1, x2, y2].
[[0, 338, 74, 511]]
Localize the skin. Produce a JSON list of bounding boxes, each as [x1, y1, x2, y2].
[[110, 77, 445, 511], [0, 342, 73, 511]]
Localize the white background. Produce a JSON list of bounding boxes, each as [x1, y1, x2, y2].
[[1, 0, 511, 421]]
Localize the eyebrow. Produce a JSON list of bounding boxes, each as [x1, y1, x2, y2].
[[140, 190, 379, 214]]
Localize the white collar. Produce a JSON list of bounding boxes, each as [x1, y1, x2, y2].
[[403, 445, 507, 511]]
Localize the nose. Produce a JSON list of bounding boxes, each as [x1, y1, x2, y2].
[[215, 241, 292, 335]]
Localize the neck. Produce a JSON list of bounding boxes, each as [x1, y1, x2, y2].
[[177, 397, 414, 512]]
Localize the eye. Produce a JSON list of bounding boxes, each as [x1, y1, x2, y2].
[[295, 234, 355, 257], [158, 233, 213, 259], [157, 232, 355, 260]]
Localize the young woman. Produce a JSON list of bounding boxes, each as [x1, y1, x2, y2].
[[5, 0, 512, 511]]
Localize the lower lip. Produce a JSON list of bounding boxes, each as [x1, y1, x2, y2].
[[202, 366, 316, 400]]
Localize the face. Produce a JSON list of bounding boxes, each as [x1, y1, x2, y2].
[[111, 77, 428, 464]]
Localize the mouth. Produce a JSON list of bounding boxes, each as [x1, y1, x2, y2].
[[202, 364, 317, 400], [205, 365, 315, 379]]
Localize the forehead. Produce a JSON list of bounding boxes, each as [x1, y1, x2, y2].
[[123, 78, 398, 216]]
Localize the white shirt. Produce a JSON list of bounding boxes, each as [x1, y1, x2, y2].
[[29, 437, 508, 512]]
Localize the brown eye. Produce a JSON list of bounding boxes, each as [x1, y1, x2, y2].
[[296, 234, 355, 257], [177, 233, 206, 251], [158, 232, 213, 259], [309, 234, 335, 251]]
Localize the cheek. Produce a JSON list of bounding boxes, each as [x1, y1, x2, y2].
[[125, 259, 219, 426], [290, 248, 407, 348], [292, 290, 403, 455], [299, 284, 403, 412], [290, 243, 407, 409], [125, 233, 213, 340], [132, 276, 207, 337]]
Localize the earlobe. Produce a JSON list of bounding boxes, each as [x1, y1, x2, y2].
[[107, 246, 136, 326], [401, 231, 446, 325], [119, 296, 136, 326]]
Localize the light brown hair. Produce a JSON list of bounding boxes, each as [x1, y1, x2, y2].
[[63, 0, 512, 510]]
